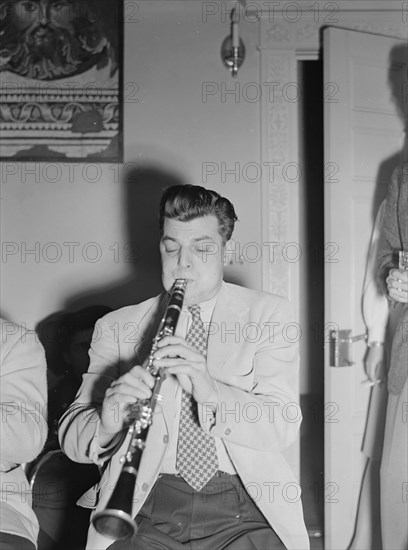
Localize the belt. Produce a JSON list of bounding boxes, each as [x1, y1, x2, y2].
[[161, 470, 237, 479], [212, 470, 236, 477]]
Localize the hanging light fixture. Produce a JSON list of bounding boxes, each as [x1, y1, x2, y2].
[[221, 5, 245, 77]]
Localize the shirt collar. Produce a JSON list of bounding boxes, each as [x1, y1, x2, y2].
[[183, 293, 218, 315]]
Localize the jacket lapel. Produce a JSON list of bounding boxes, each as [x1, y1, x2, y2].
[[206, 283, 248, 378]]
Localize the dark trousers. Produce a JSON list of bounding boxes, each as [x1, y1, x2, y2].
[[107, 472, 286, 550], [32, 451, 100, 550], [0, 532, 36, 550]]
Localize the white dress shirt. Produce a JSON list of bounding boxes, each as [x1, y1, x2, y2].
[[362, 200, 389, 344]]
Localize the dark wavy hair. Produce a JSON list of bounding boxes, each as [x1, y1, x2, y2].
[[159, 185, 237, 243]]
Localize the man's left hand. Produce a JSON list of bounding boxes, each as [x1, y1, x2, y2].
[[153, 335, 217, 404]]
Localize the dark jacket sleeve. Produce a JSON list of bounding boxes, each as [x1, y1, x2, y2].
[[377, 167, 402, 293]]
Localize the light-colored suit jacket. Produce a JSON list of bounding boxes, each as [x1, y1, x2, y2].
[[0, 318, 48, 547], [59, 282, 309, 550]]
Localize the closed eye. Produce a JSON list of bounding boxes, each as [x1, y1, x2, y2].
[[194, 244, 216, 254], [164, 247, 179, 254]]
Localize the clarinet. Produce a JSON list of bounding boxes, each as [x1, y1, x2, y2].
[[92, 278, 188, 541]]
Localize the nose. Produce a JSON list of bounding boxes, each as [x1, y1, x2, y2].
[[178, 247, 192, 270], [39, 1, 49, 25]]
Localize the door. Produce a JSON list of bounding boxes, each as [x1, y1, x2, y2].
[[323, 27, 406, 549]]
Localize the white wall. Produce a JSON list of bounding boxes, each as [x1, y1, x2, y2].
[[1, 1, 263, 328]]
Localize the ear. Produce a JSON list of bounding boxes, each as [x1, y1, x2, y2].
[[222, 239, 239, 266]]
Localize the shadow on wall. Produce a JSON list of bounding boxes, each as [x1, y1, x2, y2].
[[0, 310, 11, 322], [64, 164, 187, 312], [371, 42, 408, 222]]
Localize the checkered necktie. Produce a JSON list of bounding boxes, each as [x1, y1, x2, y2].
[[176, 305, 218, 491]]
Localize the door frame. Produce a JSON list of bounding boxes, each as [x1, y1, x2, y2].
[[258, 1, 406, 313]]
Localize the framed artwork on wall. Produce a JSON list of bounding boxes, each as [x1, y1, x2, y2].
[[0, 0, 123, 162]]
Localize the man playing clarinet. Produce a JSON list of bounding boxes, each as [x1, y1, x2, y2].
[[59, 184, 309, 550]]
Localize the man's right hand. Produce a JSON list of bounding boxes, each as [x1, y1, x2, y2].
[[99, 366, 155, 441], [386, 268, 408, 303], [365, 345, 385, 383]]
